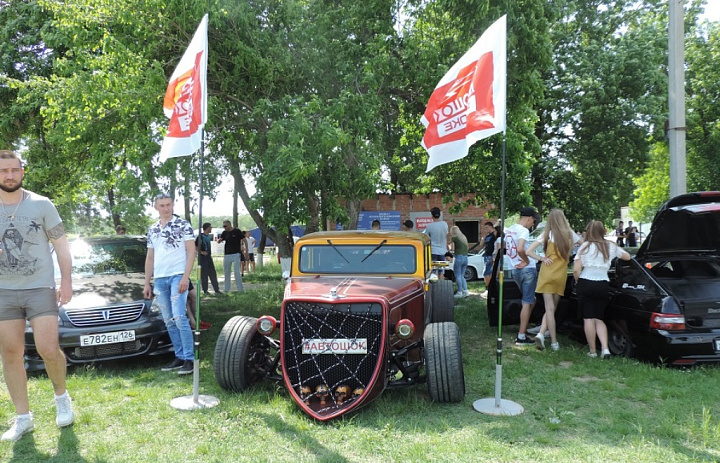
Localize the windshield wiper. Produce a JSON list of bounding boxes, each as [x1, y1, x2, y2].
[[361, 239, 388, 263], [326, 240, 350, 263]]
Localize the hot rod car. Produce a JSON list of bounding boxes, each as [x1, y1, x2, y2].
[[213, 230, 465, 420]]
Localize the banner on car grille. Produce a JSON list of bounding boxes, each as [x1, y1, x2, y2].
[[302, 338, 368, 355]]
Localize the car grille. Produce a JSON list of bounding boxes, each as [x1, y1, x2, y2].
[[65, 303, 145, 327], [282, 301, 383, 410], [68, 339, 149, 361]]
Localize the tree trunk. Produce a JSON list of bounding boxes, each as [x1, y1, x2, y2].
[[232, 161, 294, 259], [346, 199, 360, 230], [306, 193, 320, 234]]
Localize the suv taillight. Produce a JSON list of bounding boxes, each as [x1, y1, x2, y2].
[[649, 313, 685, 330]]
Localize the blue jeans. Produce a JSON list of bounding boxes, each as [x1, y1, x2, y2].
[[223, 253, 244, 292], [511, 266, 538, 305], [154, 275, 194, 360], [453, 254, 468, 292], [483, 256, 493, 277]]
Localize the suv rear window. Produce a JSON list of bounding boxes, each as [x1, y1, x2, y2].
[[298, 243, 416, 274]]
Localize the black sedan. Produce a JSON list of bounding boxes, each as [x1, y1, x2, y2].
[[488, 191, 720, 366], [24, 236, 173, 371]]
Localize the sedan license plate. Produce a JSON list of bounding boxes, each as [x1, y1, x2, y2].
[[715, 339, 720, 352], [80, 330, 135, 347]]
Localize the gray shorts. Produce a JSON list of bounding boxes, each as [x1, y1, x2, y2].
[[0, 288, 58, 321]]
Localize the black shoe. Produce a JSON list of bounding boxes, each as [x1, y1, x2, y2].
[[514, 336, 535, 346], [177, 360, 194, 375], [161, 358, 184, 371], [203, 291, 210, 296], [215, 291, 222, 295]]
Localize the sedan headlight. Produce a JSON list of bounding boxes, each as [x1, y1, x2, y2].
[[150, 297, 161, 314]]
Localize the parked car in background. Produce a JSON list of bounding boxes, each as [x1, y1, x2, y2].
[[488, 192, 720, 366], [214, 230, 465, 421], [24, 236, 173, 371]]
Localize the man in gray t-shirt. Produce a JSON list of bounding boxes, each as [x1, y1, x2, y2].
[[423, 207, 449, 279], [0, 150, 75, 442]]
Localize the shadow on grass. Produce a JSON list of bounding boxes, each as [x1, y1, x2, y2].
[[7, 426, 95, 463], [256, 412, 349, 463]]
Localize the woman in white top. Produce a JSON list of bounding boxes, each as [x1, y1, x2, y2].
[[573, 221, 631, 358]]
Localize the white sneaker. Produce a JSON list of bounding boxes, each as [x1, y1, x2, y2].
[[551, 342, 560, 351], [55, 394, 75, 427], [453, 291, 465, 299], [601, 349, 611, 359], [464, 290, 470, 297], [534, 333, 545, 351], [1, 415, 34, 442]]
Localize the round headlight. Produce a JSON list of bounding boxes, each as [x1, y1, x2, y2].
[[256, 316, 278, 335], [395, 319, 415, 340]]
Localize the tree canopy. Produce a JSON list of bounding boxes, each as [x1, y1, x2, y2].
[[1, 0, 719, 244]]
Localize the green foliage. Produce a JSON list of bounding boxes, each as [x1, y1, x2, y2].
[[631, 144, 670, 223], [686, 18, 720, 192], [631, 13, 720, 220], [1, 0, 719, 238], [537, 0, 669, 226]]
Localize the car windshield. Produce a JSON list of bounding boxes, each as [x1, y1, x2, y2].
[[298, 243, 416, 274], [55, 239, 147, 276]]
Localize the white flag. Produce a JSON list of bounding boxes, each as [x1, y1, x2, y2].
[[159, 14, 208, 162], [421, 15, 506, 172]]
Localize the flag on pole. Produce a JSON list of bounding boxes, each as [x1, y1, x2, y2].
[[421, 15, 506, 172], [159, 14, 208, 162]]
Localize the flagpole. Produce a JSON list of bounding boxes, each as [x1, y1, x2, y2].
[[472, 135, 523, 417], [171, 129, 220, 411]]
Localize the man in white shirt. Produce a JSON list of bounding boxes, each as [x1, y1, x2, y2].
[[423, 207, 449, 279], [143, 194, 196, 375], [504, 207, 541, 346]]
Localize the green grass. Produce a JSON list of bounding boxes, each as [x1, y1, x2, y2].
[[2, 265, 720, 462]]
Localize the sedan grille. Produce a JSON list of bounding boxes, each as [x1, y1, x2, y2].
[[282, 301, 383, 410], [65, 303, 145, 327]]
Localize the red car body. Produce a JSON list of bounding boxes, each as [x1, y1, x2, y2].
[[214, 231, 464, 420]]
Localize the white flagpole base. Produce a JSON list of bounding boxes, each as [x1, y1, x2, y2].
[[170, 352, 219, 410], [473, 398, 523, 416], [170, 394, 220, 410], [473, 363, 523, 416]]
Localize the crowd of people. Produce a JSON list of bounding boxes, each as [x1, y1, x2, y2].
[[502, 206, 631, 358], [415, 203, 633, 360]]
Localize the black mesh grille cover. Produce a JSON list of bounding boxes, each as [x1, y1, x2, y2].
[[282, 301, 384, 409]]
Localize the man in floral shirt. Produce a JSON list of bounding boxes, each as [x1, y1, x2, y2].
[[143, 193, 196, 375]]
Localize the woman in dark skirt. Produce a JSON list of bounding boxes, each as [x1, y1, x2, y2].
[[573, 221, 631, 358]]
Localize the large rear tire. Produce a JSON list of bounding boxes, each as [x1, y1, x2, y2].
[[214, 315, 268, 391], [430, 279, 455, 323], [424, 322, 465, 402]]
